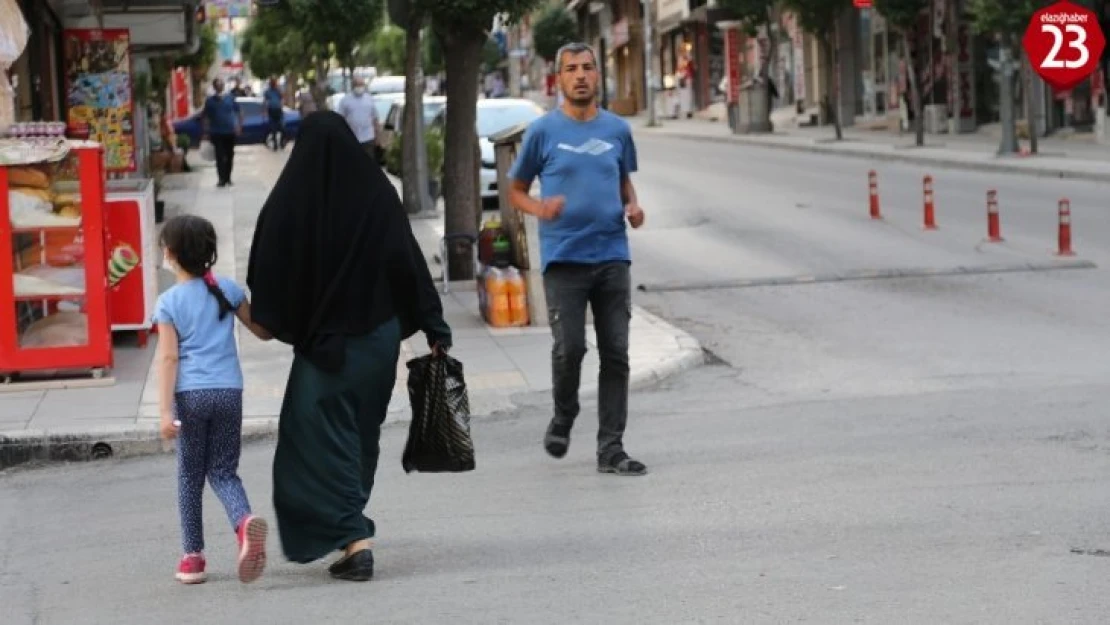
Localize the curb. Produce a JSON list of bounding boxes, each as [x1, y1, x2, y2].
[[645, 128, 1110, 183], [0, 419, 279, 471], [0, 307, 705, 472]]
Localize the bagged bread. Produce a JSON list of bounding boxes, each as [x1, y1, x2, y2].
[[11, 186, 53, 203], [8, 166, 50, 189], [53, 192, 78, 206]]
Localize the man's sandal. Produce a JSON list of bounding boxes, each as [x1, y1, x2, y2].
[[598, 452, 647, 476], [544, 421, 572, 459]]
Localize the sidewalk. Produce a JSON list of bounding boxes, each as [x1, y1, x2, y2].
[[0, 148, 703, 470], [639, 114, 1110, 182]]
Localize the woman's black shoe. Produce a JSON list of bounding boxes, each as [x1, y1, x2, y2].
[[328, 548, 374, 581]]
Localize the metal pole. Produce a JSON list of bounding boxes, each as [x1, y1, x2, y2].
[[642, 0, 657, 126]]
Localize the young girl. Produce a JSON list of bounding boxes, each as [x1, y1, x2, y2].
[[154, 214, 273, 585]]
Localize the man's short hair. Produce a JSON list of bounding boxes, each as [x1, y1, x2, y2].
[[556, 42, 598, 72]]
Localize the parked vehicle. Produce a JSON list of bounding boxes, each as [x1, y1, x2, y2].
[[458, 99, 545, 208], [172, 97, 302, 147], [380, 96, 447, 174], [426, 99, 544, 209]]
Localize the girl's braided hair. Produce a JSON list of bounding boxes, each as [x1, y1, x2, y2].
[[159, 214, 234, 319]]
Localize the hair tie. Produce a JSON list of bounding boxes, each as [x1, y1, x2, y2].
[[203, 270, 217, 287]]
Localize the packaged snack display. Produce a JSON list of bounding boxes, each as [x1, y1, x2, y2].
[[0, 140, 112, 381]]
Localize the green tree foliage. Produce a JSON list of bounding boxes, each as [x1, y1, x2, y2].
[[532, 3, 578, 61], [780, 0, 850, 139], [174, 23, 218, 71], [873, 0, 928, 146], [421, 0, 544, 278], [291, 0, 384, 75], [424, 28, 444, 75], [370, 25, 407, 74], [240, 6, 311, 79]]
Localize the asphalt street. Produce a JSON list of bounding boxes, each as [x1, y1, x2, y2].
[[2, 134, 1110, 624]]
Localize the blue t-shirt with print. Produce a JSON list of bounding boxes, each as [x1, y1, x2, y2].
[[508, 108, 638, 272], [203, 93, 240, 135], [151, 276, 246, 392]]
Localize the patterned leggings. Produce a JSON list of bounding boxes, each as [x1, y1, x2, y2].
[[175, 388, 252, 554]]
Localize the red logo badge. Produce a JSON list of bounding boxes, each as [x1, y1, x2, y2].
[[1023, 0, 1106, 92]]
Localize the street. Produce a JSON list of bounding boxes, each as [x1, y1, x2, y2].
[[3, 133, 1110, 624]]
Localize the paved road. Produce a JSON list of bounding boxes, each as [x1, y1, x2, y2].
[[3, 134, 1110, 624]]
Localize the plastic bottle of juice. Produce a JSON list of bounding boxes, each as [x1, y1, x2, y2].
[[486, 267, 512, 328], [506, 266, 529, 326]]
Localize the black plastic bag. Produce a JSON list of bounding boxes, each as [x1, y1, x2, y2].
[[402, 354, 476, 473]]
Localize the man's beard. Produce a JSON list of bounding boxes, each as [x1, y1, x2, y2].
[[564, 88, 595, 107]]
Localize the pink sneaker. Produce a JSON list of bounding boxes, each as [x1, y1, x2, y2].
[[175, 553, 207, 584], [236, 515, 268, 583]]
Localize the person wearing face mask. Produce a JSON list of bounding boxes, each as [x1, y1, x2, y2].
[[337, 78, 382, 162]]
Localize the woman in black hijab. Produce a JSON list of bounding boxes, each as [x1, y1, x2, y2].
[[247, 111, 451, 581]]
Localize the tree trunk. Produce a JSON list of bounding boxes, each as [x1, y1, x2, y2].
[[763, 15, 779, 131], [996, 36, 1019, 155], [402, 19, 431, 215], [902, 32, 924, 147], [1022, 50, 1038, 154], [439, 28, 485, 281], [828, 30, 842, 141], [284, 71, 298, 108], [313, 59, 329, 109]]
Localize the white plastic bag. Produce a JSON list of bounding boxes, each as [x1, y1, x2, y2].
[[0, 0, 30, 128], [199, 139, 215, 161]]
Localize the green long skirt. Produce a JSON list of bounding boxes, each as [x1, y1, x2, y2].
[[272, 317, 401, 564]]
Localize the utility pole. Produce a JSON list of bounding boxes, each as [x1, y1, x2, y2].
[[642, 0, 657, 126]]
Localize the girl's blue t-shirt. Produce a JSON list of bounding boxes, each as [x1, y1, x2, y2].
[[152, 276, 246, 392]]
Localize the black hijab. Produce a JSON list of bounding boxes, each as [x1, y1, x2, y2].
[[247, 111, 449, 372]]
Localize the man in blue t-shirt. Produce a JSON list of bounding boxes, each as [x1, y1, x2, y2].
[[508, 41, 647, 477], [263, 77, 285, 151], [201, 78, 242, 188]]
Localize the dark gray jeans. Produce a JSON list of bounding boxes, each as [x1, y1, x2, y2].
[[544, 261, 632, 463]]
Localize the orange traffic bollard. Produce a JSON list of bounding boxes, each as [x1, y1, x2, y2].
[[1058, 198, 1074, 256], [986, 189, 1003, 242], [923, 175, 937, 230], [868, 170, 881, 220]]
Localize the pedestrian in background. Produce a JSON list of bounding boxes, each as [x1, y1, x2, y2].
[[507, 42, 648, 477], [337, 77, 382, 162], [263, 77, 285, 151], [247, 112, 451, 582], [154, 215, 275, 585], [201, 78, 242, 187]]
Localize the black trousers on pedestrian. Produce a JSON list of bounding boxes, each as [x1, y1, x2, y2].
[[211, 133, 236, 184], [267, 108, 284, 150], [544, 261, 632, 463]]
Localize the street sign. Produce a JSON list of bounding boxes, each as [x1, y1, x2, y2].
[[1023, 0, 1105, 93]]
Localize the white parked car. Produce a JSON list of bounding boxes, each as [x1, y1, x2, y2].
[[475, 98, 546, 208]]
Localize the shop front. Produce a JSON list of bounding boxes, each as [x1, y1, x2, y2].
[[606, 0, 646, 116], [8, 0, 64, 126], [655, 0, 694, 118], [2, 0, 199, 386], [685, 2, 727, 112]]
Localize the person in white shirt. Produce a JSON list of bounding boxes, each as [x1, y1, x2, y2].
[[337, 78, 382, 161]]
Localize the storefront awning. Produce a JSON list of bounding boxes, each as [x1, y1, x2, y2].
[[58, 0, 200, 53]]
